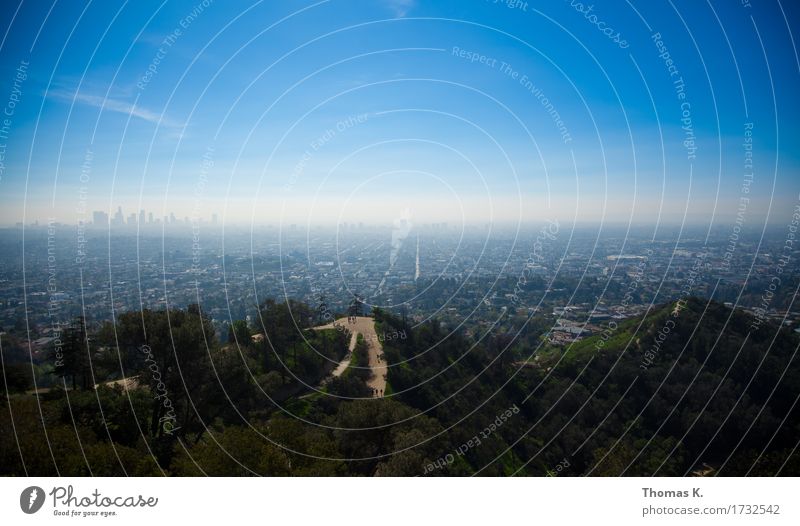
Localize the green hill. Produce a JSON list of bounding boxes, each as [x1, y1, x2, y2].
[[2, 297, 798, 476]]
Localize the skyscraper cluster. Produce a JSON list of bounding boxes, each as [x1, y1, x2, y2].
[[90, 207, 217, 226]]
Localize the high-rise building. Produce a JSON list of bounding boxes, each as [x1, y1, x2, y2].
[[212, 213, 218, 225], [112, 206, 124, 226], [139, 210, 145, 224], [128, 213, 136, 225], [148, 212, 153, 224]]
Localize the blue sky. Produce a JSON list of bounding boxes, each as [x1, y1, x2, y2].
[[0, 0, 798, 226]]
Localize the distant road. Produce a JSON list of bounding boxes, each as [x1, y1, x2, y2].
[[313, 316, 387, 397], [415, 235, 420, 280]]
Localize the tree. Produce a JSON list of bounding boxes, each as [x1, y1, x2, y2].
[[52, 317, 91, 390], [0, 361, 32, 399], [256, 298, 313, 381], [348, 293, 364, 318], [171, 426, 291, 476], [227, 320, 250, 346], [114, 306, 217, 442]]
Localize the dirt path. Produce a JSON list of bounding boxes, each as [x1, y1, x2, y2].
[[313, 316, 386, 397]]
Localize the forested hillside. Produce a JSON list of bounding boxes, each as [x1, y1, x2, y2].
[[1, 297, 798, 476]]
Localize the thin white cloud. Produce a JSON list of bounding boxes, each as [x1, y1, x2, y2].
[[48, 89, 184, 129], [136, 32, 169, 48], [384, 0, 415, 18]]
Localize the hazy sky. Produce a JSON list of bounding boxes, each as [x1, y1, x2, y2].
[[0, 0, 798, 227]]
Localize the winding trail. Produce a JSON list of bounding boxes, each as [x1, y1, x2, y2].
[[313, 316, 387, 397]]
